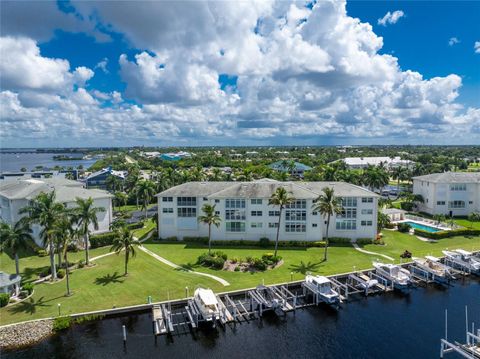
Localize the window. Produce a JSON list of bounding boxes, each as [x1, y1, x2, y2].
[[203, 197, 208, 201], [450, 184, 466, 191], [341, 197, 357, 207], [312, 223, 318, 228], [268, 210, 280, 217], [361, 220, 373, 226], [225, 199, 246, 208], [469, 201, 473, 205], [226, 222, 245, 232], [437, 201, 446, 206], [361, 209, 373, 215], [285, 223, 306, 232], [362, 197, 373, 203], [226, 210, 246, 220], [178, 207, 196, 217], [162, 197, 173, 202], [285, 210, 306, 221], [338, 208, 357, 219], [251, 222, 263, 228], [312, 211, 318, 215], [268, 222, 279, 228], [215, 211, 220, 215], [251, 199, 263, 205], [336, 220, 357, 230], [251, 211, 263, 217], [215, 199, 220, 203], [448, 200, 465, 209], [177, 197, 196, 206], [286, 200, 306, 209], [162, 208, 173, 213]]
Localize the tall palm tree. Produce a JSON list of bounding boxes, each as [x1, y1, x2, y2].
[[73, 197, 105, 266], [52, 214, 76, 296], [135, 180, 156, 219], [0, 220, 34, 276], [312, 187, 343, 261], [110, 227, 139, 276], [268, 187, 295, 257], [114, 191, 128, 211], [377, 211, 391, 234], [391, 166, 408, 194], [19, 191, 64, 280], [198, 204, 221, 255]]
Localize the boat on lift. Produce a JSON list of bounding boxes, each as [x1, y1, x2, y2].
[[193, 288, 220, 322], [412, 256, 452, 282], [305, 275, 340, 304], [443, 250, 480, 274], [373, 262, 411, 289]]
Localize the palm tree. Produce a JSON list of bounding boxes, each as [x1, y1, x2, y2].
[[468, 212, 480, 229], [433, 214, 446, 226], [269, 187, 295, 257], [73, 197, 105, 266], [135, 180, 156, 219], [52, 214, 76, 296], [312, 187, 343, 261], [198, 204, 221, 255], [110, 227, 139, 276], [114, 191, 128, 211], [377, 211, 391, 234], [19, 191, 64, 280], [391, 166, 408, 194], [0, 220, 34, 276]]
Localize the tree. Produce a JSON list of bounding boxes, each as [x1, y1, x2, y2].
[[114, 191, 128, 211], [362, 166, 389, 193], [52, 214, 77, 296], [377, 211, 391, 234], [312, 187, 343, 261], [110, 227, 139, 276], [269, 187, 295, 257], [433, 214, 446, 226], [19, 191, 64, 280], [0, 220, 34, 276], [198, 204, 221, 255], [73, 197, 105, 266], [65, 172, 75, 180], [135, 180, 156, 219], [391, 166, 409, 195], [468, 212, 480, 229]]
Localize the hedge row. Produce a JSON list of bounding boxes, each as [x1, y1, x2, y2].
[[127, 222, 144, 230], [89, 232, 119, 248], [414, 228, 480, 239]]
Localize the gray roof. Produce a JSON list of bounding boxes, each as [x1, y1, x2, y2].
[[156, 179, 379, 199], [0, 178, 112, 201], [0, 272, 21, 288], [413, 172, 480, 183]]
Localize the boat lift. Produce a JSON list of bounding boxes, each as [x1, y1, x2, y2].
[[440, 307, 480, 359]]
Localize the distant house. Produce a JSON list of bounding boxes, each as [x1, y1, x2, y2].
[[413, 172, 480, 216], [0, 170, 78, 182], [160, 151, 192, 161], [269, 161, 312, 177], [334, 156, 414, 169], [0, 178, 113, 246], [86, 167, 127, 189]]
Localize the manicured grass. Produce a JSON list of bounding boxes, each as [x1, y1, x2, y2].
[[453, 219, 480, 230], [133, 218, 156, 239], [1, 230, 478, 325], [0, 250, 223, 325], [115, 203, 156, 212]]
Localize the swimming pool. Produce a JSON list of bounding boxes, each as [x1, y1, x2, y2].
[[403, 221, 442, 233]]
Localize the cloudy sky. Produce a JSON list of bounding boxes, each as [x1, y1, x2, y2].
[[1, 0, 479, 147]]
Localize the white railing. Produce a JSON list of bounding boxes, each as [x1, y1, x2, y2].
[[404, 214, 457, 230]]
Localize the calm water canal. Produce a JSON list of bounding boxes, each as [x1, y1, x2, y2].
[[5, 279, 480, 359]]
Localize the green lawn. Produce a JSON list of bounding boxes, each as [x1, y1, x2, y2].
[[115, 203, 156, 212], [133, 218, 156, 239], [1, 230, 478, 326]]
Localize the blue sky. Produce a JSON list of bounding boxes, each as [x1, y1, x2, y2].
[[0, 0, 479, 147]]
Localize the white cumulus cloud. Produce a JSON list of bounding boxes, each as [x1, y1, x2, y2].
[[378, 10, 405, 26], [475, 41, 480, 54], [448, 37, 460, 46]]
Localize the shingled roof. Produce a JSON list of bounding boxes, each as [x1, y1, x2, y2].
[[413, 172, 480, 183]]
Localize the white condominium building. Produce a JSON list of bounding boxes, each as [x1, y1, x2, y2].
[[413, 172, 480, 216], [336, 156, 414, 169], [157, 179, 379, 242]]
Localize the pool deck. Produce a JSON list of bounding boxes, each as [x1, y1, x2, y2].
[[396, 218, 451, 232]]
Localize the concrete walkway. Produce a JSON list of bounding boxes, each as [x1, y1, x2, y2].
[[138, 245, 230, 286], [352, 243, 395, 261]]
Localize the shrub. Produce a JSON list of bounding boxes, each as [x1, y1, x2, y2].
[[356, 238, 373, 245], [197, 252, 226, 269], [373, 238, 385, 245], [53, 316, 72, 331], [0, 293, 10, 308], [74, 314, 105, 324], [251, 258, 267, 271], [245, 256, 253, 263], [400, 202, 414, 211], [213, 251, 228, 261], [397, 223, 411, 233], [57, 269, 65, 279], [23, 282, 34, 295], [127, 221, 144, 230], [77, 260, 85, 268], [165, 236, 178, 241], [234, 266, 240, 272], [89, 232, 119, 248], [210, 257, 225, 269], [39, 267, 51, 278], [259, 237, 270, 248], [413, 228, 480, 239], [37, 249, 48, 257]]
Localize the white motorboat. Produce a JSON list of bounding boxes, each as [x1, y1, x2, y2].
[[305, 275, 340, 304], [443, 250, 480, 274], [373, 262, 411, 289], [412, 256, 451, 282], [357, 276, 379, 290], [194, 288, 220, 322]]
